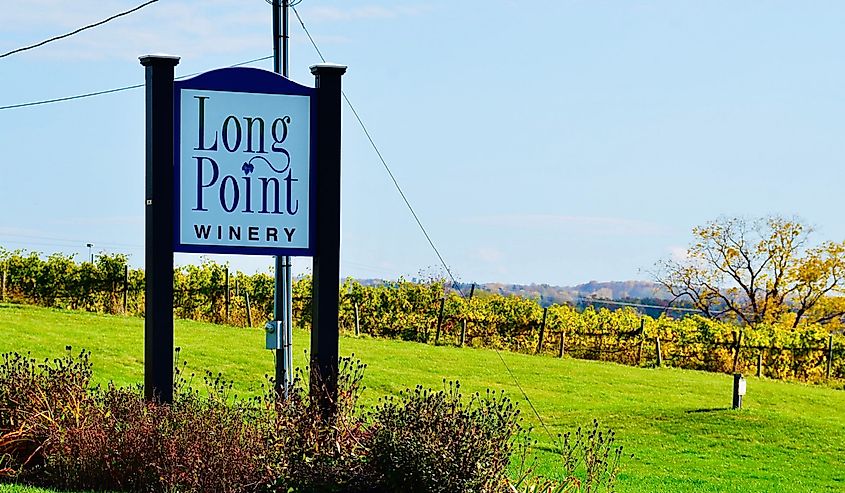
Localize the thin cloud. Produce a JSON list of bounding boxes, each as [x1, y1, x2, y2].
[[464, 214, 667, 236], [3, 0, 126, 28], [669, 245, 690, 262], [1, 1, 268, 61], [1, 1, 425, 61], [48, 215, 144, 227], [301, 4, 432, 22], [476, 247, 504, 263]]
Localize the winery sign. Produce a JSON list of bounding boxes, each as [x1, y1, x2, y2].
[[174, 67, 316, 256], [141, 55, 345, 405]]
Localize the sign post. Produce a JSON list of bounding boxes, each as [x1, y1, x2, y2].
[[140, 54, 179, 403], [309, 63, 346, 420]]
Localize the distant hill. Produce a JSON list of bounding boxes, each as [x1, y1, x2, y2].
[[476, 280, 671, 306], [357, 278, 683, 312], [472, 280, 694, 317]]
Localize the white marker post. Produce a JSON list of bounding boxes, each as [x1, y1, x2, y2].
[[733, 373, 746, 409]]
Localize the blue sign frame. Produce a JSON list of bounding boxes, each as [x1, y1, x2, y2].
[[173, 67, 317, 256]]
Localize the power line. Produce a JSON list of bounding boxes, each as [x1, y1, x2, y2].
[[2, 3, 555, 440], [343, 93, 467, 296], [0, 84, 144, 111], [0, 232, 143, 249], [263, 0, 304, 6], [577, 295, 762, 320], [291, 5, 557, 444], [291, 6, 327, 62], [492, 348, 555, 441], [0, 55, 274, 111], [291, 5, 465, 297], [576, 297, 703, 313], [0, 232, 144, 250], [227, 54, 275, 67], [0, 0, 160, 60]]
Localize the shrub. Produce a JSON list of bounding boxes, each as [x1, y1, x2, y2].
[[0, 349, 274, 492], [368, 381, 520, 493], [264, 358, 377, 493], [558, 420, 625, 492], [0, 349, 625, 493], [0, 348, 96, 479]]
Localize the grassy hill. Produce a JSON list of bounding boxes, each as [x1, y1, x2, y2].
[[1, 303, 844, 492]]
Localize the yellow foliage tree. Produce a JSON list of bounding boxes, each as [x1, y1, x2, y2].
[[655, 216, 845, 328]]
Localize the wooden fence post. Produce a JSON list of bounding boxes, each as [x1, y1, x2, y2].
[[827, 335, 834, 379], [558, 331, 566, 358], [756, 352, 762, 378], [122, 264, 129, 314], [1, 262, 6, 302], [459, 284, 475, 347], [637, 319, 645, 365], [656, 336, 663, 367], [460, 283, 475, 347], [245, 291, 253, 328], [536, 307, 548, 354], [597, 329, 604, 358], [732, 330, 743, 374], [224, 268, 230, 324], [354, 302, 360, 337], [435, 298, 445, 346]]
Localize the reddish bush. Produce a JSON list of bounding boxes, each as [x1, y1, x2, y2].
[[0, 349, 623, 493], [0, 349, 272, 492]]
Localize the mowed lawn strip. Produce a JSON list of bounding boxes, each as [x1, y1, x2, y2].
[[0, 486, 90, 493], [1, 304, 844, 493]]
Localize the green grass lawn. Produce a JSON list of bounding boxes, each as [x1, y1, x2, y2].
[[0, 487, 91, 493], [1, 303, 844, 492]]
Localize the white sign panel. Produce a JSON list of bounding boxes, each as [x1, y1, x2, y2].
[[175, 81, 313, 256]]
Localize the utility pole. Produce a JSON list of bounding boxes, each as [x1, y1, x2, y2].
[[272, 0, 293, 396]]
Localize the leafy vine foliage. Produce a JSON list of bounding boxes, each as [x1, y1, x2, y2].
[[1, 247, 842, 381]]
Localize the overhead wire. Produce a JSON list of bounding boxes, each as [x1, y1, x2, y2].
[[291, 4, 557, 444], [263, 0, 304, 5], [0, 2, 558, 443], [290, 5, 466, 298], [0, 0, 160, 60], [0, 232, 143, 249], [0, 55, 274, 111], [0, 84, 144, 111], [576, 297, 702, 313], [0, 1, 463, 294]]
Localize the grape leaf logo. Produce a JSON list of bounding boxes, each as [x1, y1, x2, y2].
[[243, 156, 289, 175]]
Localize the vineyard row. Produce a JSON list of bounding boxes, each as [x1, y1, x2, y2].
[[1, 249, 843, 382]]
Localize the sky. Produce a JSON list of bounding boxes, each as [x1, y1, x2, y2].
[[1, 0, 844, 286]]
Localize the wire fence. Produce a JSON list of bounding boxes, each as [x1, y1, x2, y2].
[[2, 253, 843, 383]]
